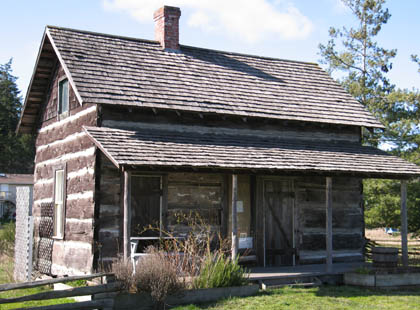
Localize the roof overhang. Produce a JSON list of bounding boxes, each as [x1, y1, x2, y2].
[[83, 125, 420, 179], [16, 27, 83, 135]]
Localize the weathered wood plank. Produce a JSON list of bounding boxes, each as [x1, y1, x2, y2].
[[123, 169, 131, 258], [401, 180, 408, 267], [231, 174, 238, 259], [0, 283, 121, 304], [0, 273, 111, 292], [326, 177, 333, 272]]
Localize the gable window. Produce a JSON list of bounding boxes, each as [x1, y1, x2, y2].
[[58, 78, 69, 115], [53, 167, 66, 239]]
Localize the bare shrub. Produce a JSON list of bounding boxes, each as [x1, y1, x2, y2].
[[134, 247, 185, 309], [139, 212, 231, 279], [112, 256, 134, 291]]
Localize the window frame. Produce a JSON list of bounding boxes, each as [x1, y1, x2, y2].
[[57, 77, 69, 119], [53, 163, 67, 240]]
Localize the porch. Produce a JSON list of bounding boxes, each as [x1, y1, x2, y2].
[[248, 262, 368, 286], [84, 125, 420, 270]]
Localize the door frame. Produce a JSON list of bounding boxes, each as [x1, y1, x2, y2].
[[130, 174, 164, 236], [262, 177, 296, 267]]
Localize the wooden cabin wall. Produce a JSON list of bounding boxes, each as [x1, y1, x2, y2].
[[33, 63, 98, 276], [100, 106, 361, 143], [294, 176, 364, 264], [167, 172, 225, 236], [95, 169, 229, 263], [96, 154, 121, 267], [255, 176, 363, 266]]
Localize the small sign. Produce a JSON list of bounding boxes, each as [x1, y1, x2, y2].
[[239, 237, 253, 249], [237, 201, 244, 213]]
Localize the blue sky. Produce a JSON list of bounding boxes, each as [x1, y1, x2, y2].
[[1, 0, 420, 98]]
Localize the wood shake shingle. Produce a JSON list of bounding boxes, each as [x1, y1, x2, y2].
[[83, 126, 420, 178], [47, 26, 383, 128]]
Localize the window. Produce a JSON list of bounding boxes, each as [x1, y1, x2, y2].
[[53, 168, 66, 239], [58, 78, 69, 115]]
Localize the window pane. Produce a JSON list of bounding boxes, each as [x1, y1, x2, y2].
[[54, 169, 65, 238], [55, 170, 64, 203], [54, 203, 63, 238], [59, 79, 69, 114]]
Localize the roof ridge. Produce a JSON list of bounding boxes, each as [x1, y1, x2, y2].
[[46, 25, 160, 45], [46, 25, 318, 66]]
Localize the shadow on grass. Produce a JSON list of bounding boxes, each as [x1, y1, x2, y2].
[[169, 292, 262, 310], [170, 285, 420, 309], [314, 284, 420, 298]]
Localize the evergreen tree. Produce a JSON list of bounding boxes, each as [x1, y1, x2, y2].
[[319, 0, 396, 146], [319, 0, 420, 233], [0, 59, 35, 173]]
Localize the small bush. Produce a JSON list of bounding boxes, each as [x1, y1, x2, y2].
[[0, 222, 15, 258], [112, 257, 134, 291], [134, 247, 185, 308], [193, 253, 248, 289]]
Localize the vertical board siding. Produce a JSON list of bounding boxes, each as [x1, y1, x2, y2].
[[295, 176, 364, 264]]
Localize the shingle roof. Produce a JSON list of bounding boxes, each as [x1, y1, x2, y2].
[[83, 126, 420, 178], [0, 174, 34, 185], [47, 26, 383, 128]]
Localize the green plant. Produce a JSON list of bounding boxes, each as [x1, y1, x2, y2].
[[354, 267, 373, 275], [0, 222, 15, 258], [192, 253, 248, 289], [66, 279, 88, 287]]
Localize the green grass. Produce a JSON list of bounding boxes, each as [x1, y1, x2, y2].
[[0, 255, 75, 309], [173, 286, 420, 310]]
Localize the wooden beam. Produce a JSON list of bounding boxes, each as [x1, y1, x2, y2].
[[161, 175, 168, 232], [401, 180, 408, 267], [326, 177, 333, 272], [12, 299, 114, 310], [0, 273, 110, 292], [123, 169, 131, 259], [231, 174, 238, 259], [0, 282, 121, 304]]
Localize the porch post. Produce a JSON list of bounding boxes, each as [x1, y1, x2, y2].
[[231, 174, 238, 259], [326, 177, 333, 272], [123, 169, 131, 259], [401, 180, 408, 267]]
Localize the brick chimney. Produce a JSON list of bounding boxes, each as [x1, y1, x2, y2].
[[153, 6, 181, 50]]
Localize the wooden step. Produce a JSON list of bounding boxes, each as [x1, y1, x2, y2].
[[261, 276, 322, 290]]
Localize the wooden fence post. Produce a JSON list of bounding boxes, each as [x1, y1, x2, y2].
[[326, 177, 333, 272], [232, 174, 238, 260], [123, 169, 131, 259], [401, 180, 408, 267]]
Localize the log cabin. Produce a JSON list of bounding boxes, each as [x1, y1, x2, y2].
[[17, 6, 420, 276]]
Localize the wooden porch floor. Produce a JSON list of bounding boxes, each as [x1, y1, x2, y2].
[[248, 262, 368, 281]]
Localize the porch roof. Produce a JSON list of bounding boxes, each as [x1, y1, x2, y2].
[[83, 126, 420, 179]]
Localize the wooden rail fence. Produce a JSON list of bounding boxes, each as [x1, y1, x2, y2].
[[0, 272, 120, 310]]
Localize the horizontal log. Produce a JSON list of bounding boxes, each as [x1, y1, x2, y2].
[[13, 298, 114, 310], [0, 282, 121, 305], [0, 273, 111, 292]]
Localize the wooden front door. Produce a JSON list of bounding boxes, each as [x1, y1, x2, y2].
[[264, 179, 294, 266], [130, 176, 162, 237]]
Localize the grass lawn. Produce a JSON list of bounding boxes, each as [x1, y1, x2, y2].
[[0, 255, 76, 309], [173, 286, 420, 310]]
